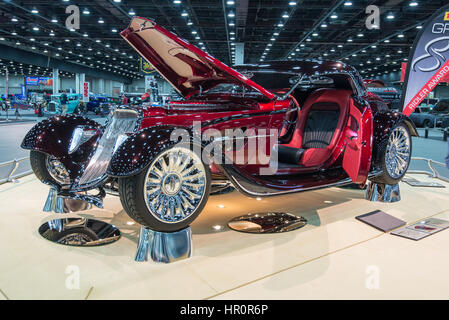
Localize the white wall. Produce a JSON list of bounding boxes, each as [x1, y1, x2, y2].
[[0, 75, 25, 94], [129, 77, 172, 94]]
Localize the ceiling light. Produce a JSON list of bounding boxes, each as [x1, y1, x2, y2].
[[11, 17, 18, 22], [347, 38, 353, 42], [398, 34, 404, 38], [409, 1, 418, 7], [11, 31, 17, 36], [384, 39, 390, 43], [51, 18, 58, 23], [129, 9, 136, 16], [191, 31, 197, 34], [344, 1, 352, 6], [31, 8, 39, 14], [312, 33, 318, 36], [227, 0, 235, 4], [113, 0, 121, 2], [387, 13, 395, 19], [32, 26, 39, 31], [289, 1, 297, 5], [83, 8, 90, 15], [229, 22, 235, 26], [111, 28, 118, 33], [330, 13, 338, 19], [228, 12, 235, 17], [98, 18, 105, 24], [321, 23, 328, 28], [277, 23, 284, 27], [181, 12, 188, 17], [282, 13, 289, 18], [174, 0, 181, 3], [416, 25, 422, 29], [357, 33, 364, 37]]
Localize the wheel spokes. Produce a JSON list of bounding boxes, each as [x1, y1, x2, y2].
[[144, 147, 206, 223]]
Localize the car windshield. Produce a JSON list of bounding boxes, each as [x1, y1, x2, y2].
[[202, 72, 300, 97]]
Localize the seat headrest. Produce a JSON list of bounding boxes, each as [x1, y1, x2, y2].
[[303, 88, 353, 111]]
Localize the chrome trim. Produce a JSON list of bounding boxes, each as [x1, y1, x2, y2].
[[365, 182, 401, 203], [227, 172, 354, 197], [385, 126, 411, 179], [77, 109, 139, 187], [144, 147, 207, 224], [135, 226, 192, 263]]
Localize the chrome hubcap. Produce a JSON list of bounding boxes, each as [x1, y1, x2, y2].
[[144, 147, 206, 223], [46, 155, 70, 185], [385, 126, 411, 179]]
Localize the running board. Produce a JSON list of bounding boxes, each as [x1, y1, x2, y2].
[[220, 164, 354, 198]]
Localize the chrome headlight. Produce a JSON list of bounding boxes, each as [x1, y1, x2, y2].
[[68, 126, 98, 154]]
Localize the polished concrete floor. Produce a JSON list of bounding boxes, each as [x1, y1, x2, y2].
[[0, 172, 448, 300]]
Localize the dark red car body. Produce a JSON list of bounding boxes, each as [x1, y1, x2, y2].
[[22, 16, 417, 203]]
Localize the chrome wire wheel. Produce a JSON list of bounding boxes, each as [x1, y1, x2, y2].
[[385, 125, 411, 179], [144, 147, 207, 224], [45, 155, 70, 185]]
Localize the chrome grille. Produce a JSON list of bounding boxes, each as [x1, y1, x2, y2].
[[48, 102, 56, 112], [77, 109, 139, 186]]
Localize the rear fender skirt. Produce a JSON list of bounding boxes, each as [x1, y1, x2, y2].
[[371, 111, 417, 170], [107, 125, 194, 177], [21, 114, 102, 182]]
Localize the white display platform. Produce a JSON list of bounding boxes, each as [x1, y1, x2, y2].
[[1, 174, 449, 300]]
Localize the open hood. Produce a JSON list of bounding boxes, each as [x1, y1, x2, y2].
[[120, 17, 275, 100]]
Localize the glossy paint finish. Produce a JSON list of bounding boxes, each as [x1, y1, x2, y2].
[[22, 14, 417, 200], [108, 125, 190, 177], [120, 17, 275, 100], [21, 115, 103, 184]]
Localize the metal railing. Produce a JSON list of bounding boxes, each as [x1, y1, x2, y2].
[[0, 156, 447, 186], [408, 157, 449, 183], [0, 157, 31, 185]]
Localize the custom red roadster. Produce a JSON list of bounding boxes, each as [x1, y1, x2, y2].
[[22, 17, 417, 232]]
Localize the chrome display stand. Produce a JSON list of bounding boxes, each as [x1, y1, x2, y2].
[[43, 187, 91, 213], [135, 226, 193, 263], [39, 187, 120, 247], [365, 182, 400, 203], [228, 212, 307, 234]]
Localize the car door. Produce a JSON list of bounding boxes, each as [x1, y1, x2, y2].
[[342, 95, 373, 184]]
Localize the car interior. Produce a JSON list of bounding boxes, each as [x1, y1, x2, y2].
[[271, 73, 358, 171]]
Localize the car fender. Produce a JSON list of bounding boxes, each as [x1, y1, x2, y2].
[[371, 111, 417, 170], [21, 114, 102, 182], [107, 125, 194, 177]]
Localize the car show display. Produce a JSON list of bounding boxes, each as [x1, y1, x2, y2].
[[2, 0, 449, 304], [21, 17, 416, 235]]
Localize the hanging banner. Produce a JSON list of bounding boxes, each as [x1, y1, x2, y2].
[[21, 84, 26, 98], [140, 57, 156, 74], [83, 82, 90, 103], [401, 4, 449, 116]]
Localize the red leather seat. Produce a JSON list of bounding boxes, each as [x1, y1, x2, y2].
[[285, 88, 352, 168]]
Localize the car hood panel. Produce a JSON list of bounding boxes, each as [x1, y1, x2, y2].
[[120, 17, 274, 100]]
